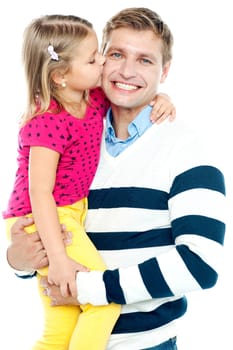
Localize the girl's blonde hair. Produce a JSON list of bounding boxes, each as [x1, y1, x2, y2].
[[21, 14, 93, 125]]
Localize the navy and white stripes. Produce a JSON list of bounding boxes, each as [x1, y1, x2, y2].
[[79, 119, 226, 349]]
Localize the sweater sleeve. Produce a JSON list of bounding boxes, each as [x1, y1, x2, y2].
[[77, 166, 225, 306], [77, 127, 226, 306]]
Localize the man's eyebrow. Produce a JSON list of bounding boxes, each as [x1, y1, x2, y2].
[[105, 46, 122, 52]]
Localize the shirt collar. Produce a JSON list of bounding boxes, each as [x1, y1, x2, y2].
[[106, 105, 153, 141]]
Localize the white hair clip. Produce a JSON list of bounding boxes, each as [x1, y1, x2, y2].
[[47, 45, 59, 61]]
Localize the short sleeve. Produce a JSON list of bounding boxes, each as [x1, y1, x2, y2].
[[19, 114, 70, 154], [89, 88, 110, 116]]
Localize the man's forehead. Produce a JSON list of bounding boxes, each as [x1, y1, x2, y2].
[[105, 28, 162, 56], [109, 27, 158, 40]]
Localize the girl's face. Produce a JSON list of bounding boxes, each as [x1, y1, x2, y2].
[[64, 31, 105, 93]]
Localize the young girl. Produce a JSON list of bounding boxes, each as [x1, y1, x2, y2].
[[3, 15, 175, 350]]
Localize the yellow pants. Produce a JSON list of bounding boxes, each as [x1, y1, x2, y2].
[[6, 199, 120, 350]]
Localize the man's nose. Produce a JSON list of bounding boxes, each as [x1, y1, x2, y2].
[[118, 58, 137, 78]]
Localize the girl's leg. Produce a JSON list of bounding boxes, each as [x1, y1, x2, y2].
[[32, 275, 80, 350], [5, 217, 81, 350], [69, 303, 120, 350], [58, 200, 121, 350]]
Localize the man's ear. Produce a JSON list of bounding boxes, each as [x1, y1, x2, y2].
[[160, 61, 171, 83]]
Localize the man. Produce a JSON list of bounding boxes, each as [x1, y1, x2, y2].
[[7, 7, 226, 350]]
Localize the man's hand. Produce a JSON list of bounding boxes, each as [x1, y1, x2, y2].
[[41, 276, 82, 306], [7, 217, 48, 271], [7, 216, 72, 272]]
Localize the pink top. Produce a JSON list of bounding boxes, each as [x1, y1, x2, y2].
[[3, 88, 109, 218]]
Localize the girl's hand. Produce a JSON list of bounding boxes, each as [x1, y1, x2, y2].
[[48, 255, 89, 298], [149, 93, 176, 124]]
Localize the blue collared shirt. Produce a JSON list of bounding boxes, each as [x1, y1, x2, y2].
[[105, 105, 153, 157]]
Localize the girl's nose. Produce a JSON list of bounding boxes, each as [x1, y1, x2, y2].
[[97, 52, 106, 65]]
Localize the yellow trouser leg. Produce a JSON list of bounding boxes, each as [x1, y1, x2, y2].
[[69, 302, 120, 350], [33, 275, 80, 350], [6, 217, 80, 350], [5, 199, 120, 350], [58, 201, 121, 350]]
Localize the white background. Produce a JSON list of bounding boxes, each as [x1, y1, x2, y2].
[[0, 1, 232, 349]]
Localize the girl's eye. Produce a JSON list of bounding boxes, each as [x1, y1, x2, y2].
[[89, 58, 95, 64]]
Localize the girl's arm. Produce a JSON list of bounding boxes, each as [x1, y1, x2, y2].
[[29, 146, 79, 297], [93, 87, 176, 123], [150, 93, 176, 123]]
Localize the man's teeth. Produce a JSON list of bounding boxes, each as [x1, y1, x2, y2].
[[115, 82, 138, 90]]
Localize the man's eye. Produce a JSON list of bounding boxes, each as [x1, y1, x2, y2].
[[110, 52, 122, 59], [141, 58, 152, 64]]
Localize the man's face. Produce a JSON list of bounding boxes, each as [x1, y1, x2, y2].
[[102, 27, 170, 114]]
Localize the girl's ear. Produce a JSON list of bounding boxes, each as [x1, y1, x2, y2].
[[51, 71, 65, 85]]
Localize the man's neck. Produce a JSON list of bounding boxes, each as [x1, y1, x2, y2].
[[111, 117, 130, 140], [110, 105, 145, 140]]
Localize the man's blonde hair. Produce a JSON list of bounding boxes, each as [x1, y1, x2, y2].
[[101, 7, 173, 65]]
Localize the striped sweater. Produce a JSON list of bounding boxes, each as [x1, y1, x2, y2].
[[77, 119, 226, 349]]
